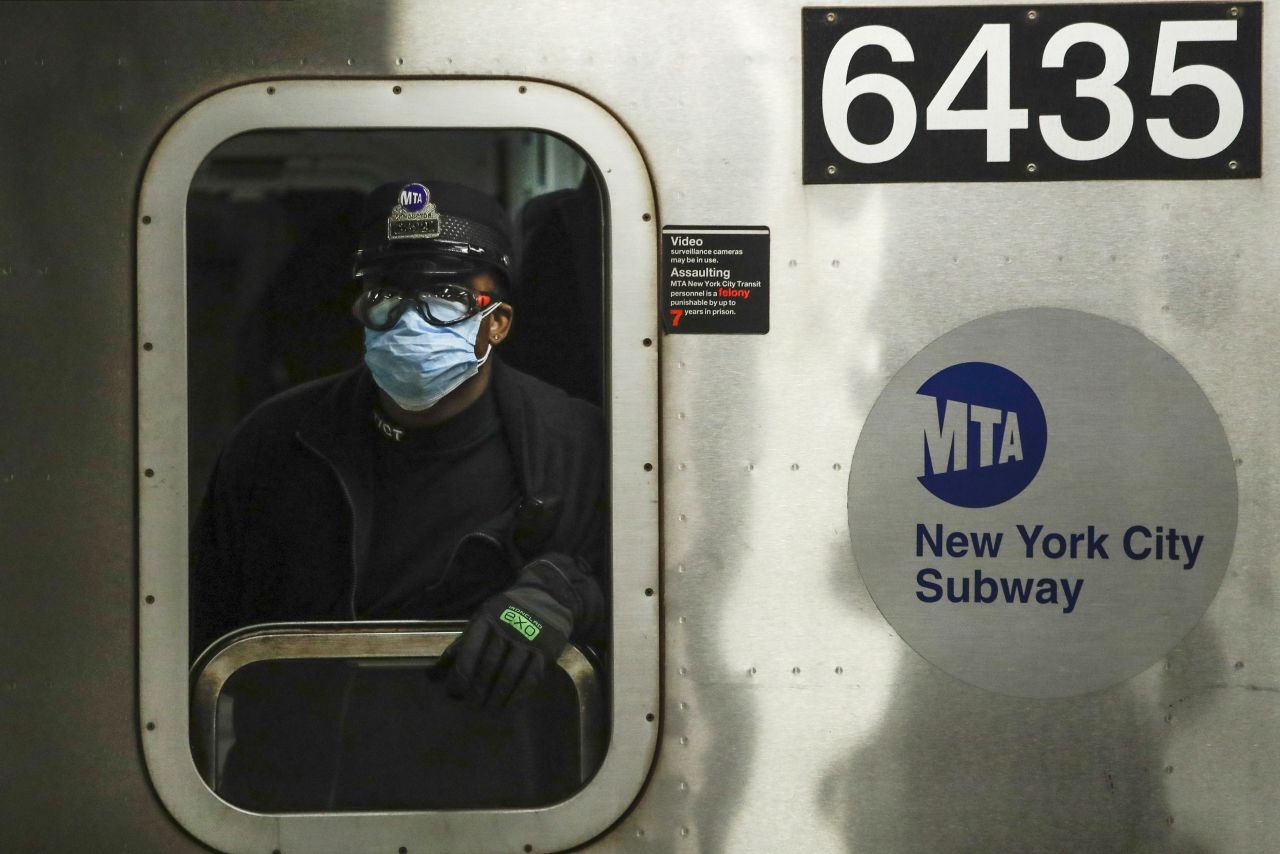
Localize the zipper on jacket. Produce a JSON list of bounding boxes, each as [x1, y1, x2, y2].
[[297, 433, 363, 619], [299, 431, 517, 614]]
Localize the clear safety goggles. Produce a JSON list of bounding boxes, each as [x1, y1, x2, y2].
[[353, 279, 500, 331]]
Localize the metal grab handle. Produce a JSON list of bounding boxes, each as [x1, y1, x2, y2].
[[190, 621, 604, 792]]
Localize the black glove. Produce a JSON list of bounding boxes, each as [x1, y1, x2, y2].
[[436, 563, 573, 707]]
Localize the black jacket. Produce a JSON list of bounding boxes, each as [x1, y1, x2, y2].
[[190, 359, 607, 660]]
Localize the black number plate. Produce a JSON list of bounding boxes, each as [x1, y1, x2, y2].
[[802, 3, 1261, 183]]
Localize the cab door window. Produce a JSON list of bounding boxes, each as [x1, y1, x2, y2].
[[138, 80, 657, 853]]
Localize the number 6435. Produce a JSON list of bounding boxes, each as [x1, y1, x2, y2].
[[822, 21, 1244, 164]]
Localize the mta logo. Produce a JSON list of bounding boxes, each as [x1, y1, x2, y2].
[[398, 183, 429, 212], [916, 362, 1047, 508]]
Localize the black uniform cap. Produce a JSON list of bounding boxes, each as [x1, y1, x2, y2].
[[354, 179, 516, 291]]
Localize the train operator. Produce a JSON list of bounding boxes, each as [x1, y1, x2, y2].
[[190, 179, 607, 713]]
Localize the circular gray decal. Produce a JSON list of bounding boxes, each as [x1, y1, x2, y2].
[[848, 308, 1237, 698]]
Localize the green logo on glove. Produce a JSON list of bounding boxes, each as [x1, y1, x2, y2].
[[499, 607, 541, 640]]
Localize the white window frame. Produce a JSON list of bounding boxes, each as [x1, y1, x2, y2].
[[137, 79, 659, 854]]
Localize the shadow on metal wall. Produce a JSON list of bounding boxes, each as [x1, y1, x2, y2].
[[818, 539, 1224, 853]]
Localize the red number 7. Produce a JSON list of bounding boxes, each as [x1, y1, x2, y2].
[[669, 308, 684, 328]]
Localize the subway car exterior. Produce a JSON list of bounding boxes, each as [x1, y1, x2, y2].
[[2, 1, 1277, 852]]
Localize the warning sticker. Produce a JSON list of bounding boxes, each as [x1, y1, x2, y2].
[[847, 308, 1238, 698], [661, 226, 769, 334]]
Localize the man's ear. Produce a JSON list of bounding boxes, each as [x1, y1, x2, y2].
[[487, 303, 514, 345]]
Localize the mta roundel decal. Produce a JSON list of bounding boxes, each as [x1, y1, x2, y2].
[[916, 362, 1047, 508], [398, 182, 430, 213], [847, 308, 1237, 698]]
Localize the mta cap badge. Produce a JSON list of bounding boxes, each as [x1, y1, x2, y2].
[[387, 182, 442, 241], [355, 179, 517, 289]]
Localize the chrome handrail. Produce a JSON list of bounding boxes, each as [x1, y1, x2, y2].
[[190, 621, 604, 793]]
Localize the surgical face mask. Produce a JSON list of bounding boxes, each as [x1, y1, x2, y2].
[[363, 302, 500, 411]]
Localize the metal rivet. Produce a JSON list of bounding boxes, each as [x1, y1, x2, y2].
[[518, 85, 528, 94], [266, 86, 275, 95], [1026, 162, 1038, 174], [645, 588, 654, 597], [835, 666, 844, 674], [141, 215, 152, 225], [144, 469, 155, 478], [679, 736, 688, 745], [833, 463, 842, 471], [791, 463, 799, 471], [143, 342, 153, 352], [642, 213, 652, 222], [643, 338, 653, 347], [524, 846, 533, 853], [792, 666, 801, 674], [396, 57, 405, 66], [1235, 660, 1245, 669], [145, 721, 155, 731], [392, 85, 402, 94], [643, 462, 653, 471], [826, 164, 837, 175], [1230, 6, 1241, 16], [1026, 9, 1039, 21], [748, 666, 757, 676], [681, 827, 690, 837], [646, 713, 655, 722], [145, 595, 155, 605], [1228, 160, 1240, 171], [825, 11, 837, 23]]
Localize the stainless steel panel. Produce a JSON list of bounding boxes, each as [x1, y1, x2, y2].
[[2, 1, 1278, 852]]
